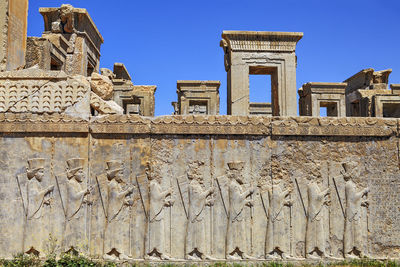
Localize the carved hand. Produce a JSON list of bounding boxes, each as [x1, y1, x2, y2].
[[364, 187, 370, 195], [246, 199, 254, 207], [85, 185, 94, 195], [285, 200, 293, 207], [47, 185, 55, 194]]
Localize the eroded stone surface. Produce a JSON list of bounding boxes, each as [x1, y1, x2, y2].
[[0, 114, 399, 260]]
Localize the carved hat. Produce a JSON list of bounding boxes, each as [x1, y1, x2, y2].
[[27, 158, 45, 171], [227, 161, 245, 171], [342, 161, 357, 174], [106, 160, 124, 177], [66, 158, 84, 175]]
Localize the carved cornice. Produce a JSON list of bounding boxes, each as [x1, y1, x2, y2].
[[0, 113, 88, 133], [221, 31, 303, 52], [0, 114, 397, 136], [90, 115, 151, 134], [271, 117, 397, 136], [151, 115, 271, 135]]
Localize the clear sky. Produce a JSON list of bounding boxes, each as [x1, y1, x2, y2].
[[27, 0, 400, 116]]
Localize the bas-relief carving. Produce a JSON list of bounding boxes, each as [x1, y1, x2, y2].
[[265, 178, 292, 259], [57, 158, 92, 254], [17, 158, 54, 256], [146, 163, 175, 260], [11, 151, 373, 261], [97, 160, 135, 260], [226, 161, 255, 260], [305, 167, 330, 259], [341, 162, 369, 259], [185, 161, 215, 260]]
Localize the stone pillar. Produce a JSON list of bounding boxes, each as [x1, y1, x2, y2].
[[0, 0, 29, 71], [221, 31, 303, 116]]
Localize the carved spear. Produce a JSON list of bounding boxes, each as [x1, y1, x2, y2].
[[332, 177, 345, 218], [215, 176, 228, 218], [175, 176, 188, 219], [295, 177, 307, 218], [135, 175, 148, 219]]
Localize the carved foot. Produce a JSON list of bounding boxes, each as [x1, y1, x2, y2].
[[203, 254, 218, 261], [187, 254, 201, 261], [144, 255, 162, 261], [160, 253, 175, 260], [119, 253, 132, 261], [282, 253, 295, 260], [227, 254, 242, 261], [103, 254, 117, 261], [242, 253, 257, 260], [345, 253, 360, 260], [306, 253, 321, 260], [266, 254, 279, 260]]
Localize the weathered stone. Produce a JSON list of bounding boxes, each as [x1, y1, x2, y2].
[[0, 0, 29, 71], [0, 114, 399, 260], [299, 82, 347, 117], [90, 72, 114, 100], [173, 80, 220, 115], [2, 1, 400, 264], [90, 92, 123, 115], [220, 31, 303, 116], [39, 5, 104, 76]]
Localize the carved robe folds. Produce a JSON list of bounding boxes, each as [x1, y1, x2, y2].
[[306, 182, 327, 256], [104, 179, 132, 257], [186, 179, 210, 257], [266, 184, 290, 257], [226, 179, 248, 256]]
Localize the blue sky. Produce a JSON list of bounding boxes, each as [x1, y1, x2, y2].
[[27, 0, 400, 116]]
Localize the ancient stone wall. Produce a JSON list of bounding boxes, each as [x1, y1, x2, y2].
[[0, 114, 399, 260]]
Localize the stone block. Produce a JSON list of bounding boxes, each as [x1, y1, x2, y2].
[[0, 0, 29, 71], [90, 72, 114, 100]]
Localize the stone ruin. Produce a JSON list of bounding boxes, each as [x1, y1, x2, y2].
[[0, 1, 399, 263]]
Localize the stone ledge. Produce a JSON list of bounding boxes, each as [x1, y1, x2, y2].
[[0, 114, 398, 136], [271, 116, 398, 136], [0, 113, 88, 132]]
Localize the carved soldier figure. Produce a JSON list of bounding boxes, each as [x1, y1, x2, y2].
[[102, 160, 134, 261], [23, 158, 54, 256], [265, 178, 292, 259], [146, 164, 175, 260], [341, 162, 369, 259], [226, 161, 255, 260], [62, 158, 92, 254], [305, 168, 330, 259], [186, 161, 215, 260]]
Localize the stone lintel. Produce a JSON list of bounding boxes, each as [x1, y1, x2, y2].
[[302, 82, 347, 95], [344, 68, 374, 83], [113, 63, 132, 81], [177, 80, 220, 92], [132, 85, 157, 94], [221, 30, 303, 52]]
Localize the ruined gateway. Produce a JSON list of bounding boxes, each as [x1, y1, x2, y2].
[[0, 1, 400, 263]]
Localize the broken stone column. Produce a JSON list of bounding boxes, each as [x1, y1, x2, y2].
[[0, 0, 29, 71]]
